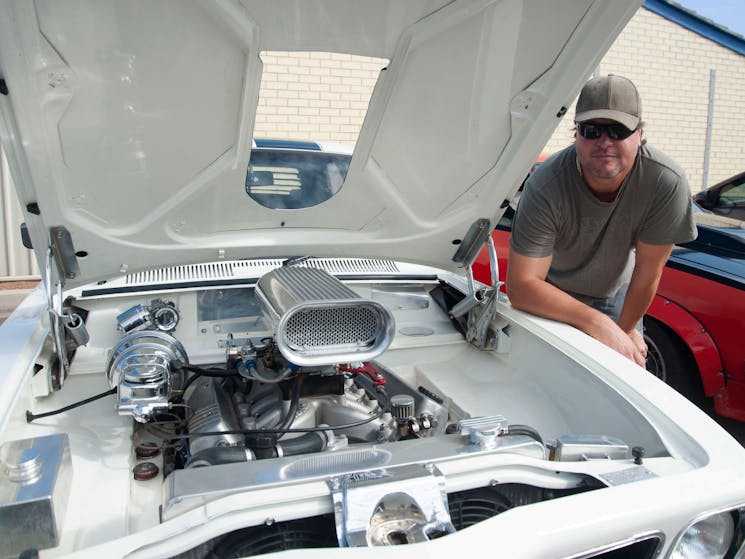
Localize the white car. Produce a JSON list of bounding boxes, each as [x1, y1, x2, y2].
[[1, 1, 744, 558]]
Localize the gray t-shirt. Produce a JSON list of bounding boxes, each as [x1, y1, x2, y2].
[[510, 144, 697, 299]]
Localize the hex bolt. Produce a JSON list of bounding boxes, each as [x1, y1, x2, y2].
[[632, 446, 645, 465]]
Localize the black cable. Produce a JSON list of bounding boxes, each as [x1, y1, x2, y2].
[[178, 362, 234, 377], [507, 423, 543, 446], [178, 373, 201, 397], [174, 362, 239, 401], [276, 374, 304, 439], [26, 388, 117, 423]]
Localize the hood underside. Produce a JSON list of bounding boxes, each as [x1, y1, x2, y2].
[[0, 0, 640, 288]]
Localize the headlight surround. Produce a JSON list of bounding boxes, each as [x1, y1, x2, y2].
[[670, 510, 738, 559]]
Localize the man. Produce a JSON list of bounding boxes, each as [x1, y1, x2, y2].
[[506, 75, 696, 366]]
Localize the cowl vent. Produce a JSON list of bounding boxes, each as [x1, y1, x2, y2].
[[116, 259, 400, 288]]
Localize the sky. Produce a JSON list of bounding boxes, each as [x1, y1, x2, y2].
[[674, 0, 745, 37]]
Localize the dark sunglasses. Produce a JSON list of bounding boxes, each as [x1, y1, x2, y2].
[[577, 122, 637, 140]]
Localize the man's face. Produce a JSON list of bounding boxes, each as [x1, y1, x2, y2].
[[575, 119, 642, 183]]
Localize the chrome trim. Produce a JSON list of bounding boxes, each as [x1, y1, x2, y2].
[[669, 503, 745, 559], [564, 531, 664, 559]]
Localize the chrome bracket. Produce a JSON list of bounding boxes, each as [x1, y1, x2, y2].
[[329, 463, 455, 547], [49, 226, 79, 282]]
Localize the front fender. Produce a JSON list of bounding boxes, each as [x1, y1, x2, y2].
[[646, 295, 723, 396]]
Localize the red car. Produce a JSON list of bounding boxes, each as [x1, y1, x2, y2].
[[474, 207, 745, 422]]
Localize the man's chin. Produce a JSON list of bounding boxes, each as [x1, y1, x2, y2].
[[588, 167, 622, 180]]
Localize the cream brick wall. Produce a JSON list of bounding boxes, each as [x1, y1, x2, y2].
[[255, 8, 745, 192], [253, 52, 387, 145]]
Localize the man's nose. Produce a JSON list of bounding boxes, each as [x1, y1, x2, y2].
[[596, 133, 614, 147]]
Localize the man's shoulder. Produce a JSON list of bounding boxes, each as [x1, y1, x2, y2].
[[637, 144, 687, 183], [527, 145, 576, 188]]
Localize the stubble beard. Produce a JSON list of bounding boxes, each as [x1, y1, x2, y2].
[[585, 154, 624, 180]]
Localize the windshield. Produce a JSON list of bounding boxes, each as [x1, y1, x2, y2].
[[246, 149, 351, 209]]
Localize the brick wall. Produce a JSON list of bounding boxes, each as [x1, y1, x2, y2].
[[253, 52, 387, 145], [254, 7, 745, 192]]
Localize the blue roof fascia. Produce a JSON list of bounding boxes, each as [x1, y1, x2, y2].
[[253, 139, 321, 151], [643, 0, 745, 56]]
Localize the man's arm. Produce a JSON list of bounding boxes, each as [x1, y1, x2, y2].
[[617, 241, 674, 352], [506, 247, 646, 365]]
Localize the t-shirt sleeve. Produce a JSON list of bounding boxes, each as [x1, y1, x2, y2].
[[638, 169, 697, 245], [509, 177, 559, 258]]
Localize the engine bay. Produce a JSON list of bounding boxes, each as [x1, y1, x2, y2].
[[7, 261, 686, 556]]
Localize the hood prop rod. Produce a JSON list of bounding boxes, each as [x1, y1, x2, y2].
[[450, 234, 509, 352]]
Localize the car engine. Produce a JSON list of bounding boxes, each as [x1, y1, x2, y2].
[[104, 267, 446, 475]]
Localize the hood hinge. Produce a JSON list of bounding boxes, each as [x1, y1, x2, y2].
[[452, 218, 492, 267], [49, 226, 80, 283], [43, 231, 89, 390], [450, 234, 510, 353]]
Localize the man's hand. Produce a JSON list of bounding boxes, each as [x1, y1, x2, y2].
[[586, 314, 646, 366], [507, 249, 648, 367], [627, 328, 648, 361]]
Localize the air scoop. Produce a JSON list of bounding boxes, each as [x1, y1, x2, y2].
[[256, 266, 395, 366]]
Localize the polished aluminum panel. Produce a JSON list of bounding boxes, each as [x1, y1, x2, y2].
[[0, 434, 71, 557]]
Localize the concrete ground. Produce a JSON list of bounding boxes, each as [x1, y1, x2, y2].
[[0, 280, 38, 322]]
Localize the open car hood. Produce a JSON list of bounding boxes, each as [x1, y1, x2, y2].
[[0, 0, 640, 289]]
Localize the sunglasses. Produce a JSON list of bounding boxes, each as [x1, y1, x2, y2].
[[577, 122, 637, 140]]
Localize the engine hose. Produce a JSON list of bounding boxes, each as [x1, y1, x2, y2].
[[507, 424, 543, 446], [240, 360, 294, 384], [176, 361, 235, 377], [185, 446, 253, 468], [174, 361, 238, 401], [276, 375, 305, 439], [275, 431, 327, 457], [376, 386, 390, 412]]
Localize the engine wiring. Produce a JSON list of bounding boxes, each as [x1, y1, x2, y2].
[[276, 374, 305, 439], [173, 361, 237, 399], [25, 387, 117, 423]]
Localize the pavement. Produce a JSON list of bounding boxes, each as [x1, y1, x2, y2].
[[0, 280, 38, 322]]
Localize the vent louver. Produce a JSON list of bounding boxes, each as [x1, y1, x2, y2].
[[122, 259, 400, 287]]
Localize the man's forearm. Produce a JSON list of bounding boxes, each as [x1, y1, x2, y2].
[[508, 277, 611, 334], [505, 249, 645, 364], [617, 242, 672, 333], [617, 279, 657, 333], [508, 276, 646, 365]]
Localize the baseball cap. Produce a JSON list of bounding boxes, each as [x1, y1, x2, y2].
[[574, 75, 641, 131]]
